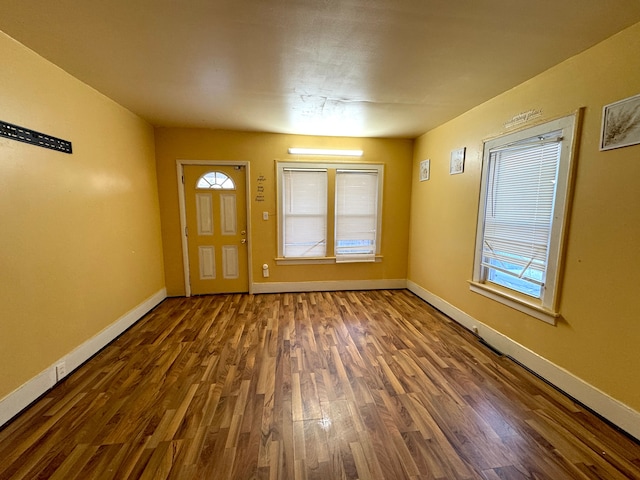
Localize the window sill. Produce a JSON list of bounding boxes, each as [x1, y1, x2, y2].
[[275, 255, 383, 266], [468, 281, 559, 325]]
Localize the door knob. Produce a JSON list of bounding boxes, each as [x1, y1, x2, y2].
[[241, 239, 247, 244]]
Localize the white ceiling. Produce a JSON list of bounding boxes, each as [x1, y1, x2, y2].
[[2, 0, 640, 138]]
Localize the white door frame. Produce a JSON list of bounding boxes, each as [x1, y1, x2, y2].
[[176, 159, 253, 297]]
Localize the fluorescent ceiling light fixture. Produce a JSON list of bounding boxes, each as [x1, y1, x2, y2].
[[288, 148, 363, 156]]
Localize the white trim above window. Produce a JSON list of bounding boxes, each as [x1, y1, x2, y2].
[[471, 113, 580, 324]]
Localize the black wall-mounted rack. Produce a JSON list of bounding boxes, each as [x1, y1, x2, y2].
[[0, 120, 72, 154]]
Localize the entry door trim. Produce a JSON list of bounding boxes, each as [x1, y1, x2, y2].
[[177, 160, 252, 296]]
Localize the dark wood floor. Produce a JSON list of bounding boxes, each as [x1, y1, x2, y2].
[[1, 290, 639, 479]]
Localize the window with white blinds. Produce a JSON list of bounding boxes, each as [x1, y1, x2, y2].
[[281, 168, 327, 257], [471, 114, 578, 323], [481, 133, 562, 297], [335, 169, 379, 262], [277, 162, 383, 262]]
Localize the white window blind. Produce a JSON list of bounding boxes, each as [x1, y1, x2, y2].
[[282, 168, 327, 257], [480, 133, 562, 298], [335, 169, 379, 262], [471, 114, 577, 323]]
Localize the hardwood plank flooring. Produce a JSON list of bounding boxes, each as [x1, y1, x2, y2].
[[1, 290, 639, 479]]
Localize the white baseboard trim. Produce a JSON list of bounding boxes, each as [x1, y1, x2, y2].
[[407, 280, 640, 441], [252, 279, 407, 294], [0, 287, 167, 428]]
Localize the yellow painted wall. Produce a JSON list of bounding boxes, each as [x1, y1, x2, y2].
[[408, 22, 640, 411], [0, 32, 165, 399], [155, 129, 413, 296]]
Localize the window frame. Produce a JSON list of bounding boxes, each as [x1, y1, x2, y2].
[[335, 168, 381, 262], [279, 167, 328, 259], [276, 161, 384, 264], [470, 113, 579, 324]]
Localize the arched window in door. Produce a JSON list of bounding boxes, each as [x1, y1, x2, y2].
[[196, 171, 235, 190]]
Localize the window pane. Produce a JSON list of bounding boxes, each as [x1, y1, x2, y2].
[[197, 171, 235, 190], [487, 257, 543, 297], [282, 169, 327, 257], [481, 139, 561, 298], [335, 171, 378, 258]]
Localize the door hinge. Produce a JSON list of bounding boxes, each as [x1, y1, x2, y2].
[[182, 175, 184, 184], [185, 226, 188, 236]]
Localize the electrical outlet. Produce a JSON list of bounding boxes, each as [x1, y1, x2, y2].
[[263, 211, 269, 220], [55, 362, 67, 382]]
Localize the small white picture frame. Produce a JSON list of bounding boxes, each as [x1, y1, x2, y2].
[[600, 93, 640, 151], [419, 159, 430, 181], [450, 148, 466, 175]]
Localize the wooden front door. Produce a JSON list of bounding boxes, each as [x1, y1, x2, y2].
[[184, 164, 248, 294]]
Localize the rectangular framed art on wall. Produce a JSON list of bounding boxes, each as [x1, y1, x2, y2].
[[419, 159, 430, 181], [600, 93, 640, 151], [450, 148, 465, 174]]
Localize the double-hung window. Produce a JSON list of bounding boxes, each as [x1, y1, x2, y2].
[[335, 169, 380, 262], [281, 168, 328, 257], [471, 114, 578, 324], [277, 162, 383, 263]]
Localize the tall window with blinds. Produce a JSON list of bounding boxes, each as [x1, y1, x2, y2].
[[335, 170, 379, 262], [281, 168, 327, 257], [471, 114, 578, 324], [481, 133, 561, 297]]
